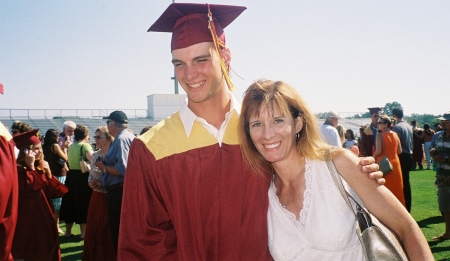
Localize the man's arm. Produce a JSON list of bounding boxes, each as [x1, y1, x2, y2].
[[118, 140, 178, 260]]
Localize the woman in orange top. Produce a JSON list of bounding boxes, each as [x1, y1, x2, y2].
[[374, 115, 405, 206]]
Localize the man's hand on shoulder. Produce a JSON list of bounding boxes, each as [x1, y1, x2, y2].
[[359, 156, 385, 185]]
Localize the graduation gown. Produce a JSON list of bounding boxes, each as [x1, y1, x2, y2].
[[11, 167, 66, 261], [119, 111, 272, 261], [0, 128, 18, 261]]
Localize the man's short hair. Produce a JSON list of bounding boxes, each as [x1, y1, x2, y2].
[[63, 121, 76, 130], [325, 111, 339, 120], [11, 121, 32, 133], [392, 107, 404, 119]]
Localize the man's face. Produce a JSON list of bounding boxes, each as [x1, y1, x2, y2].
[[11, 128, 21, 137], [330, 116, 339, 127], [371, 113, 379, 125], [172, 42, 230, 107], [64, 126, 75, 137]]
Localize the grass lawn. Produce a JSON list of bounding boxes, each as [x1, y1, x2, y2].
[[59, 169, 450, 260]]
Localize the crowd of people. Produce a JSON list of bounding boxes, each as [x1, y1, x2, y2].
[[0, 2, 446, 261]]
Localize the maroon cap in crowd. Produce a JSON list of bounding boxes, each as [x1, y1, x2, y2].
[[13, 129, 40, 149]]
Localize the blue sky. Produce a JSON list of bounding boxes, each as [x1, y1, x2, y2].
[[1, 0, 449, 117]]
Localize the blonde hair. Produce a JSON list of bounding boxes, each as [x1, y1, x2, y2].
[[238, 79, 329, 176], [336, 124, 345, 145]]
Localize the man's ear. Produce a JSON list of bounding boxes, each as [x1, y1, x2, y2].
[[221, 47, 232, 69]]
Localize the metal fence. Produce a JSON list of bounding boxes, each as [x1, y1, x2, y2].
[[0, 109, 148, 120]]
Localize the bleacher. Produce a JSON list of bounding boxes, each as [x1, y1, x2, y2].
[[1, 117, 160, 144], [2, 116, 372, 145]]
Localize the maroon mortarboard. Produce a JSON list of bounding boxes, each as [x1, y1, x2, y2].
[[367, 107, 382, 114], [148, 3, 246, 51], [13, 129, 40, 149]]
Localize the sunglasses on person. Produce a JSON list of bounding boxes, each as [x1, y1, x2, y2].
[[93, 135, 106, 140], [11, 130, 20, 134], [372, 114, 380, 118], [106, 120, 112, 125], [377, 121, 388, 124]]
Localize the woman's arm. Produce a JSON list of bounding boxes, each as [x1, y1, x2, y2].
[[373, 133, 382, 158], [53, 144, 68, 161], [332, 150, 433, 261]]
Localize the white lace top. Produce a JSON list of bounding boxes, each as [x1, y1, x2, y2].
[[268, 159, 364, 260]]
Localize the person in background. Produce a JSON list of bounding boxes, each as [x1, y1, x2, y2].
[[43, 129, 68, 234], [94, 111, 134, 252], [373, 115, 405, 206], [10, 121, 32, 158], [11, 130, 67, 261], [118, 4, 384, 260], [58, 120, 76, 176], [430, 112, 450, 240], [359, 107, 382, 156], [344, 129, 359, 156], [139, 125, 153, 136], [83, 126, 116, 261], [0, 122, 18, 261], [417, 123, 435, 170], [238, 80, 432, 260], [336, 124, 345, 146], [411, 120, 424, 170], [392, 107, 413, 212], [435, 123, 443, 132], [320, 111, 341, 147], [59, 124, 93, 239]]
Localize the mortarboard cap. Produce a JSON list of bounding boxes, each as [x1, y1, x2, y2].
[[13, 129, 40, 149], [148, 3, 246, 51], [367, 107, 382, 114]]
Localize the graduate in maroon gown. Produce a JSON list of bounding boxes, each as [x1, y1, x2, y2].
[[0, 122, 18, 261], [11, 130, 67, 261]]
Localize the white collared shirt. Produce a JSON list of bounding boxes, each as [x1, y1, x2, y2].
[[179, 92, 241, 146]]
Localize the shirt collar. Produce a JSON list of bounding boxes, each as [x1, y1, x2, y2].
[[179, 92, 241, 137]]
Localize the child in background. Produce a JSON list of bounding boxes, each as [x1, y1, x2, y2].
[[344, 129, 359, 155]]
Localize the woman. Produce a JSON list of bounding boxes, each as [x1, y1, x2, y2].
[[238, 80, 432, 260], [336, 124, 345, 146], [60, 124, 93, 239], [417, 123, 435, 170], [43, 128, 68, 234], [82, 126, 116, 261], [373, 115, 405, 206], [344, 129, 359, 156], [12, 130, 67, 261]]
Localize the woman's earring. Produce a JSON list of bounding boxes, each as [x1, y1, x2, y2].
[[296, 132, 300, 142]]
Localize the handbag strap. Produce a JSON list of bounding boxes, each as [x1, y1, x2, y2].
[[325, 158, 355, 215], [79, 143, 85, 160]]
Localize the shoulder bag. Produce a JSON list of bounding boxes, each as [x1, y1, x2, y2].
[[325, 158, 408, 261], [79, 144, 91, 173]]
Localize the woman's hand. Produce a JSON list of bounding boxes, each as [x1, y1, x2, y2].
[[40, 160, 52, 179], [89, 179, 101, 190], [24, 149, 36, 170]]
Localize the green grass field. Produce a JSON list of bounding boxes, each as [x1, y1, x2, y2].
[[59, 169, 450, 260]]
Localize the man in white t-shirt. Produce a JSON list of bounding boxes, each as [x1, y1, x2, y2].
[[320, 110, 342, 147]]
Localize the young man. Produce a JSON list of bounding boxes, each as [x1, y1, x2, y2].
[[392, 107, 413, 212], [119, 3, 383, 260], [359, 107, 382, 157]]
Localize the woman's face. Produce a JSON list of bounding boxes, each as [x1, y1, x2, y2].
[[377, 121, 388, 131], [30, 143, 43, 161], [94, 131, 108, 148], [248, 105, 302, 164]]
